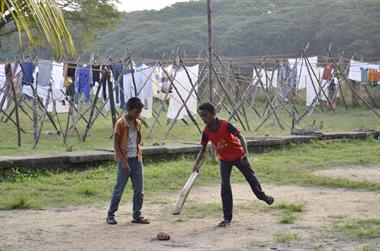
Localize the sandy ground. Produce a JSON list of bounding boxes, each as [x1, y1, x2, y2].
[[313, 165, 380, 182], [1, 180, 380, 250]]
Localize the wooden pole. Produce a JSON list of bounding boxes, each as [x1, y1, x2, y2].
[[19, 61, 60, 132], [253, 66, 284, 129], [80, 68, 107, 142], [164, 61, 207, 137], [6, 64, 21, 146], [161, 63, 202, 135], [106, 65, 117, 128], [33, 81, 53, 148], [207, 0, 213, 103]]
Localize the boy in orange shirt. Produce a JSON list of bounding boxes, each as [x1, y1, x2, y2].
[[106, 97, 150, 225]]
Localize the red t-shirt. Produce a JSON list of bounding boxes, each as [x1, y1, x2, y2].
[[201, 118, 244, 161]]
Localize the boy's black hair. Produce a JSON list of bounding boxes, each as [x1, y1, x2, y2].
[[198, 102, 216, 113], [127, 97, 144, 110]]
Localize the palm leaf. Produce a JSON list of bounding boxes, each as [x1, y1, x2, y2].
[[1, 0, 76, 57]]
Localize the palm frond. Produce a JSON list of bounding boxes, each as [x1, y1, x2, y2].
[[1, 0, 76, 57]]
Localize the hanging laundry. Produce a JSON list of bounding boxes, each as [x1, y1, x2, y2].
[[151, 66, 161, 98], [75, 64, 91, 103], [158, 65, 174, 94], [136, 66, 154, 118], [102, 66, 118, 111], [50, 62, 65, 101], [0, 64, 7, 111], [0, 92, 7, 111], [47, 100, 70, 113], [111, 64, 123, 82], [360, 68, 369, 85], [112, 64, 125, 108], [37, 59, 52, 86], [101, 66, 112, 101], [21, 61, 35, 85], [321, 67, 330, 91], [348, 59, 379, 82], [21, 65, 38, 99], [305, 67, 324, 107], [0, 64, 6, 86], [270, 70, 278, 88], [64, 63, 76, 97], [141, 98, 153, 119], [306, 77, 318, 107], [167, 65, 199, 120], [0, 88, 7, 111], [325, 78, 338, 110], [92, 80, 103, 98], [279, 61, 298, 99], [92, 64, 101, 85], [135, 67, 154, 99], [252, 69, 278, 88], [322, 64, 333, 80], [111, 64, 123, 105], [288, 56, 318, 90], [122, 66, 154, 117], [373, 71, 380, 87], [65, 63, 76, 85], [91, 64, 102, 99], [22, 83, 34, 98], [368, 68, 377, 87]]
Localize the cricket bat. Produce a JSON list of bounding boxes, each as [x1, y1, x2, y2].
[[172, 146, 209, 215]]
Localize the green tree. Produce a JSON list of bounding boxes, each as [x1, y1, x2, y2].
[[0, 0, 76, 57], [0, 0, 121, 58], [57, 0, 121, 53]]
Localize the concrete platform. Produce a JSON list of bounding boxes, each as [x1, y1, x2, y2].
[[0, 131, 378, 171]]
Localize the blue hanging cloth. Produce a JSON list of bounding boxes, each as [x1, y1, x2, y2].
[[75, 65, 91, 102], [21, 61, 35, 86]]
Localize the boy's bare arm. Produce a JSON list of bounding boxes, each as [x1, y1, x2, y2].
[[237, 134, 250, 165], [193, 145, 207, 172], [237, 133, 248, 155]]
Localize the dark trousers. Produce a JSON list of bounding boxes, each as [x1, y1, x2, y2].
[[107, 157, 144, 219], [220, 157, 268, 222]]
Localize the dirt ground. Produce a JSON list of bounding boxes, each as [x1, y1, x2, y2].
[[313, 165, 380, 182], [1, 170, 380, 251]]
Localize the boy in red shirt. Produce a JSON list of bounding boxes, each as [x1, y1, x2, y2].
[[193, 102, 274, 227]]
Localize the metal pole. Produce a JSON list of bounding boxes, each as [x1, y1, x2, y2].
[[207, 0, 213, 103]]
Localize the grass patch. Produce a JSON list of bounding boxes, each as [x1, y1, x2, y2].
[[274, 202, 305, 213], [334, 218, 380, 239], [1, 140, 380, 209], [78, 185, 99, 197], [280, 213, 298, 224], [247, 138, 380, 191], [266, 201, 305, 224], [275, 233, 299, 243], [7, 196, 32, 209], [361, 245, 377, 251]]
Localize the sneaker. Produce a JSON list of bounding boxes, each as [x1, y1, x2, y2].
[[265, 195, 274, 205], [131, 216, 150, 224], [106, 216, 117, 225], [217, 220, 231, 227]]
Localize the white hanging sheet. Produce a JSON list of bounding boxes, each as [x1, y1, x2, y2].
[[167, 65, 199, 120]]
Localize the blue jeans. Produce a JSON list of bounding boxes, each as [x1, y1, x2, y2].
[[220, 157, 268, 222], [107, 157, 144, 219]]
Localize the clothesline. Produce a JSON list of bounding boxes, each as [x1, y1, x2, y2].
[[2, 54, 380, 71]]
